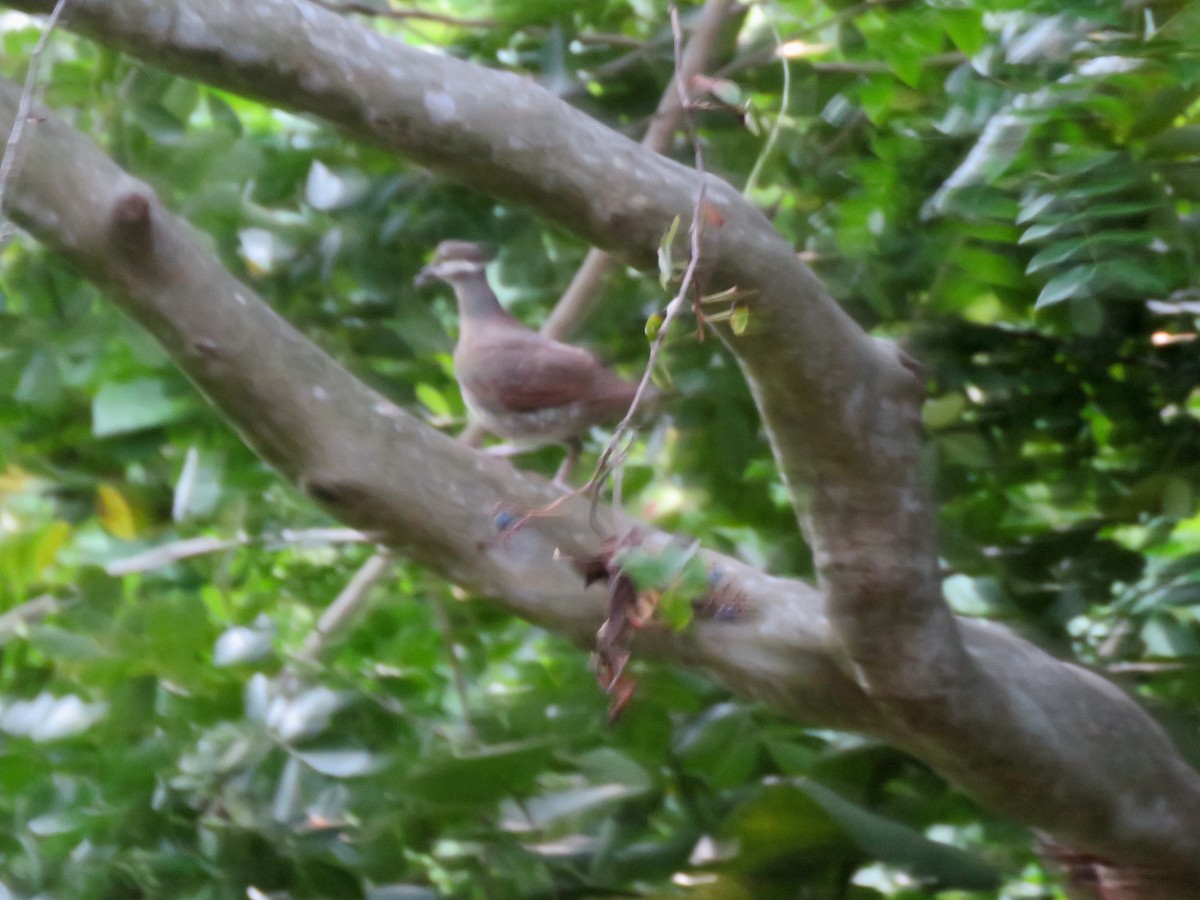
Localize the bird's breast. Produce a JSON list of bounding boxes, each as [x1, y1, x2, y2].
[[459, 385, 592, 444]]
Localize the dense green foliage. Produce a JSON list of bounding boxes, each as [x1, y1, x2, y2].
[[1, 1, 1199, 897]]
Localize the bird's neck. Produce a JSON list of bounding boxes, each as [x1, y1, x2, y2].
[[452, 274, 512, 324]]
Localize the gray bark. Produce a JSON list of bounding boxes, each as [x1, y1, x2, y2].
[[1, 2, 1199, 892]]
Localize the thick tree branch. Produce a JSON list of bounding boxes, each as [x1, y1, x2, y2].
[[0, 75, 868, 734], [3, 8, 1200, 891], [0, 0, 953, 704]]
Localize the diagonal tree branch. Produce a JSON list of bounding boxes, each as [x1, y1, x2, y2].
[[3, 5, 1200, 890], [0, 0, 949, 703], [0, 75, 868, 735]]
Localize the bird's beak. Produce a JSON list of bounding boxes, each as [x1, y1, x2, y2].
[[413, 264, 436, 288]]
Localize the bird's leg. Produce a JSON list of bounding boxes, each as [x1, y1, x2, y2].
[[553, 438, 582, 488]]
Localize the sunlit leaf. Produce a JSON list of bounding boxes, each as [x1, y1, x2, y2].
[[1035, 265, 1094, 308], [33, 521, 71, 573], [294, 748, 386, 778], [658, 215, 681, 288], [938, 9, 988, 56], [730, 305, 749, 336], [29, 626, 108, 662], [92, 378, 193, 437], [0, 692, 108, 742], [95, 483, 137, 539]]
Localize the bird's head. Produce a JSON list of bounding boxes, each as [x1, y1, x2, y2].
[[414, 240, 494, 287]]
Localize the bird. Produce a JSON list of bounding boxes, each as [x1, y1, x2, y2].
[[415, 240, 647, 484]]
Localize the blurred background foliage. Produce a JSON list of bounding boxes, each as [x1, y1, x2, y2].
[[1, 0, 1199, 897]]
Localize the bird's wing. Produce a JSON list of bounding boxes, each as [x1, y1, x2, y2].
[[461, 330, 628, 413]]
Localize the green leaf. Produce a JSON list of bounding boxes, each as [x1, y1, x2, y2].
[[707, 78, 743, 107], [644, 310, 664, 340], [615, 541, 710, 630], [294, 748, 386, 778], [28, 625, 109, 661], [1128, 85, 1200, 140], [1163, 165, 1200, 201], [762, 738, 816, 776], [92, 378, 194, 436], [415, 382, 454, 419], [674, 703, 758, 789], [1016, 193, 1057, 225], [881, 41, 924, 88], [1077, 199, 1160, 219], [1020, 219, 1083, 244], [1062, 173, 1143, 200], [798, 780, 1000, 889], [1026, 238, 1088, 273], [923, 393, 967, 430], [938, 9, 987, 56], [1146, 125, 1200, 159], [942, 574, 1005, 616], [407, 741, 554, 805], [14, 351, 63, 409], [723, 782, 847, 872], [367, 887, 439, 900], [206, 91, 243, 135], [953, 246, 1025, 288], [501, 782, 645, 828], [1092, 260, 1171, 298], [730, 305, 749, 336], [1026, 232, 1152, 273], [1035, 265, 1094, 308], [1069, 296, 1104, 337], [574, 747, 654, 792], [859, 76, 896, 123], [616, 541, 706, 596], [658, 215, 681, 289], [134, 103, 187, 144], [1141, 616, 1200, 658]]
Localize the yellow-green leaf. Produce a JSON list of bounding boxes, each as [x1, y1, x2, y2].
[[645, 311, 664, 340], [34, 521, 72, 574], [658, 215, 681, 288], [96, 484, 137, 540], [730, 305, 750, 336]]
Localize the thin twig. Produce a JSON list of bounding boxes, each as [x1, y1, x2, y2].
[[296, 549, 394, 665], [717, 0, 910, 78], [105, 527, 373, 576], [460, 0, 735, 450], [808, 54, 963, 75], [583, 4, 710, 514], [569, 31, 647, 50], [743, 22, 791, 197], [1105, 661, 1189, 675], [0, 0, 72, 248], [539, 0, 736, 343], [0, 594, 62, 644], [484, 4, 717, 533], [432, 591, 477, 741], [308, 0, 497, 29]]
